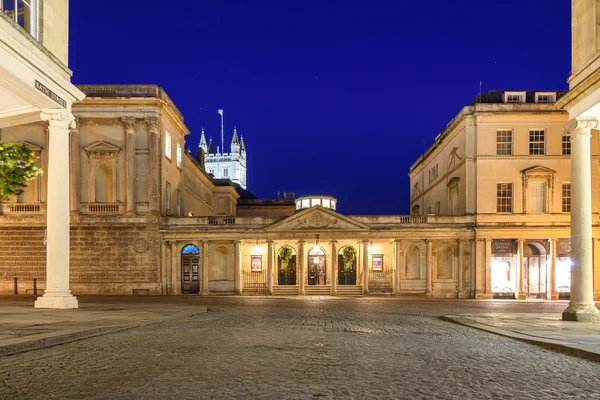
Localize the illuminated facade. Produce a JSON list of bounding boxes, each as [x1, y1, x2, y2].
[[200, 127, 247, 190]]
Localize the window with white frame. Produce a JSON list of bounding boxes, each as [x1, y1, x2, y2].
[[1, 0, 38, 38], [496, 130, 512, 155], [529, 130, 545, 155], [497, 183, 513, 213], [535, 93, 555, 103], [562, 133, 571, 155], [529, 182, 546, 213], [176, 143, 182, 168], [165, 132, 172, 159], [562, 183, 571, 213], [504, 92, 525, 103]]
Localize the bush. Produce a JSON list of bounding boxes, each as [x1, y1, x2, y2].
[[0, 142, 43, 201]]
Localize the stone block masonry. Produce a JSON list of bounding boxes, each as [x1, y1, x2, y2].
[[0, 216, 161, 295]]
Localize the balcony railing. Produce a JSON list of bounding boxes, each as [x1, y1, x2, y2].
[[399, 216, 427, 224], [86, 203, 124, 213], [1, 203, 45, 214], [208, 216, 236, 225]]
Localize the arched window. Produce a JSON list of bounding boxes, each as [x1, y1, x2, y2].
[[308, 245, 326, 255], [95, 159, 113, 202], [278, 246, 297, 256], [181, 244, 200, 255]]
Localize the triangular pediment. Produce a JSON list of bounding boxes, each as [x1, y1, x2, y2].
[[522, 165, 555, 175], [266, 206, 369, 231], [84, 141, 121, 153], [16, 141, 43, 152]]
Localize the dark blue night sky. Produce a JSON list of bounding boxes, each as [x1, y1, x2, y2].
[[69, 0, 570, 215]]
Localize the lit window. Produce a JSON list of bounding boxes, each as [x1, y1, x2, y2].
[[497, 183, 512, 213], [506, 95, 523, 103], [323, 199, 331, 208], [529, 130, 545, 155], [165, 182, 171, 215], [529, 182, 546, 213], [165, 132, 172, 159], [176, 143, 182, 168], [562, 183, 571, 213], [536, 93, 555, 103], [1, 0, 38, 38], [496, 130, 512, 155], [562, 134, 571, 155]]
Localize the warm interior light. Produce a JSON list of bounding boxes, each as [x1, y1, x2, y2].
[[252, 241, 263, 253], [368, 242, 374, 254]]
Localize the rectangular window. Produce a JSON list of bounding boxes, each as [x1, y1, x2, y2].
[[529, 182, 546, 213], [562, 183, 571, 213], [562, 134, 571, 155], [496, 183, 513, 213], [496, 130, 512, 155], [176, 190, 182, 216], [165, 182, 171, 215], [1, 0, 38, 38], [165, 132, 172, 159], [176, 143, 182, 168], [536, 93, 556, 103], [429, 164, 439, 182], [223, 168, 228, 178], [506, 94, 523, 103], [529, 130, 545, 155]]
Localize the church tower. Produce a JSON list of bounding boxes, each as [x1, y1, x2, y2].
[[201, 125, 248, 189]]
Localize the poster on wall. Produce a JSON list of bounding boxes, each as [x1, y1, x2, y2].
[[251, 256, 262, 272], [372, 255, 383, 271]]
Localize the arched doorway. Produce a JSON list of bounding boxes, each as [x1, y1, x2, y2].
[[278, 246, 297, 285], [181, 244, 200, 294], [338, 245, 357, 285], [308, 245, 326, 285], [525, 242, 547, 299]]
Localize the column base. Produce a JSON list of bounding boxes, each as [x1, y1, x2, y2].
[[34, 293, 78, 309], [548, 291, 559, 300], [475, 292, 493, 299], [517, 292, 527, 300], [562, 303, 600, 322], [201, 291, 211, 296]]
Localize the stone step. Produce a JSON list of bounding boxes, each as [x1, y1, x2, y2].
[[273, 285, 299, 296], [305, 286, 331, 295], [337, 285, 363, 296]]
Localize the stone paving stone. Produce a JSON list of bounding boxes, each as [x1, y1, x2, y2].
[[0, 298, 599, 399]]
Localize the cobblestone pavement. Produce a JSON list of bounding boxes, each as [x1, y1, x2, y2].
[[1, 297, 600, 399]]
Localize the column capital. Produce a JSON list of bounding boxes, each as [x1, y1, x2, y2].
[[41, 109, 75, 129], [296, 239, 306, 245], [329, 239, 338, 244], [71, 117, 81, 131], [234, 240, 242, 245], [266, 239, 274, 244], [565, 117, 599, 137], [122, 117, 137, 132], [145, 116, 159, 131], [361, 239, 370, 244]]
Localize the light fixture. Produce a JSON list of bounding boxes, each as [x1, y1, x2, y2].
[[252, 241, 263, 254], [315, 234, 320, 246], [368, 241, 374, 254]]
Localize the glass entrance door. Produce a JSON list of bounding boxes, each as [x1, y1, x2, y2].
[[337, 255, 356, 285], [181, 255, 200, 294], [308, 255, 326, 285], [527, 256, 547, 299], [278, 256, 297, 285]]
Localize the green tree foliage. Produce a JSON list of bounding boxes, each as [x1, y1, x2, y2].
[[0, 142, 43, 201]]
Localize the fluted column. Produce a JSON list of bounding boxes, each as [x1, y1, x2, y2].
[[234, 240, 242, 295], [298, 240, 306, 295], [145, 117, 160, 213], [201, 241, 210, 295], [69, 118, 80, 213], [122, 117, 137, 214], [330, 240, 338, 295], [563, 118, 600, 321], [517, 239, 526, 300], [35, 110, 78, 309], [362, 240, 369, 294], [267, 240, 274, 295], [457, 239, 464, 298], [425, 239, 432, 295]]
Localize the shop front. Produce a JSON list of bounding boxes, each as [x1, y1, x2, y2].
[[556, 238, 571, 299], [491, 239, 517, 299]]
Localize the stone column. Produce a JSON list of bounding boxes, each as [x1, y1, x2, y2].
[[161, 241, 168, 295], [457, 239, 464, 298], [69, 118, 80, 213], [548, 239, 558, 300], [474, 239, 485, 299], [35, 110, 78, 309], [517, 239, 526, 300], [170, 241, 178, 295], [330, 240, 338, 295], [201, 241, 210, 295], [563, 118, 600, 321], [425, 239, 432, 296], [362, 240, 369, 294], [234, 240, 242, 295], [122, 117, 137, 214], [393, 240, 401, 294], [267, 240, 274, 295], [298, 240, 306, 295], [484, 238, 492, 297], [470, 240, 476, 298], [593, 238, 600, 301], [145, 117, 160, 213]]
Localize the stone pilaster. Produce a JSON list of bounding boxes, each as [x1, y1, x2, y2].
[[122, 117, 137, 214], [517, 239, 526, 300], [548, 238, 558, 300], [69, 117, 80, 214], [563, 118, 600, 321], [593, 238, 600, 301], [425, 239, 432, 296], [267, 240, 274, 295], [298, 240, 305, 295], [362, 240, 369, 295], [330, 240, 338, 295], [201, 241, 210, 295], [170, 241, 178, 295], [145, 117, 160, 214], [234, 240, 242, 295], [470, 239, 476, 298], [457, 239, 465, 298], [35, 109, 78, 309], [484, 238, 493, 298], [393, 240, 401, 295]]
